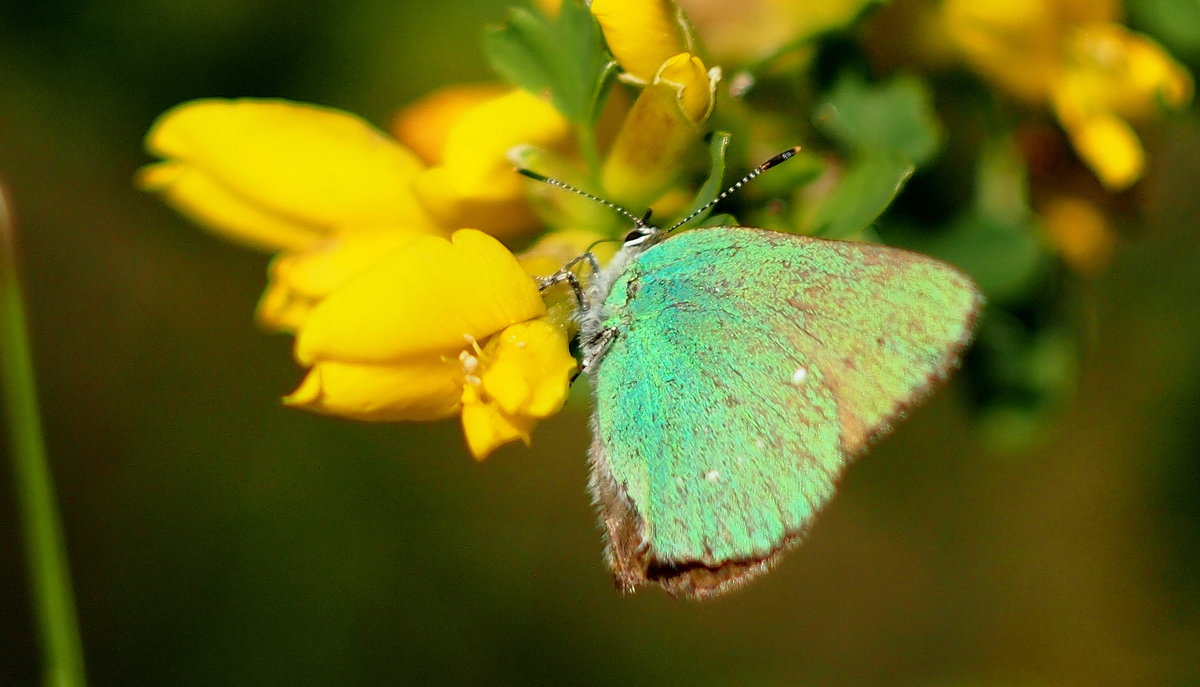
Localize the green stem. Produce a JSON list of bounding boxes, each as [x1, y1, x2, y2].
[[1, 184, 87, 687], [575, 121, 602, 183]]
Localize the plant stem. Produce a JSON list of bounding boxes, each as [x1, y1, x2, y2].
[[1, 184, 87, 687], [576, 122, 602, 182]]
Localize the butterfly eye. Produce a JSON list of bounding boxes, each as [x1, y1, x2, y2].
[[623, 226, 655, 246]]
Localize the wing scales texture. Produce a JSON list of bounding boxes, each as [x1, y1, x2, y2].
[[588, 227, 980, 598]]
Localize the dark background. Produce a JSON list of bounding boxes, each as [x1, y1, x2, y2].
[[2, 0, 1199, 684]]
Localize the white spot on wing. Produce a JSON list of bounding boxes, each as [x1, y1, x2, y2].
[[791, 366, 808, 386], [705, 470, 721, 483]]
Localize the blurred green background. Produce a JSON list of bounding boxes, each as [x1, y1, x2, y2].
[[2, 0, 1199, 684]]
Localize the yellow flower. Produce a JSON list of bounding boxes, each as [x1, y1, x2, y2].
[[285, 357, 465, 422], [138, 99, 438, 252], [590, 0, 692, 84], [1052, 23, 1193, 189], [943, 0, 1112, 102], [392, 83, 509, 165], [293, 229, 544, 372], [140, 96, 582, 458], [138, 97, 447, 332], [588, 0, 718, 211], [257, 229, 418, 332], [601, 53, 718, 209], [403, 87, 573, 236], [139, 98, 451, 332], [460, 318, 577, 458], [284, 229, 575, 457], [1039, 195, 1116, 275], [943, 0, 1193, 190]]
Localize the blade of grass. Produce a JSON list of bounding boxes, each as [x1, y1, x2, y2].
[[1, 183, 87, 687]]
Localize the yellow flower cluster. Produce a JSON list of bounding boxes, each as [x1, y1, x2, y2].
[[139, 0, 716, 458], [592, 0, 719, 209], [138, 94, 578, 458], [943, 0, 1193, 190]]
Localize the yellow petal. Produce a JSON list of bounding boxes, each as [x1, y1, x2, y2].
[[296, 229, 545, 365], [1039, 195, 1116, 274], [480, 319, 576, 418], [591, 0, 691, 83], [257, 229, 423, 332], [412, 89, 571, 236], [1062, 111, 1145, 190], [391, 83, 509, 165], [1063, 24, 1194, 122], [285, 357, 463, 422], [657, 52, 715, 123], [1055, 0, 1119, 24], [1121, 33, 1194, 112], [415, 167, 540, 236], [600, 53, 715, 209], [437, 90, 571, 190], [942, 0, 1061, 101], [458, 318, 575, 460], [137, 161, 322, 252], [142, 98, 435, 242], [460, 382, 536, 460]]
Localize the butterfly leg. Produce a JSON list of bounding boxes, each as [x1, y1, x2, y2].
[[574, 251, 602, 278], [580, 326, 617, 373], [535, 251, 602, 310], [536, 269, 586, 310]]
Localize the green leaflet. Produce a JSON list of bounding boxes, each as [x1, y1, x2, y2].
[[484, 0, 616, 125], [795, 73, 944, 239]]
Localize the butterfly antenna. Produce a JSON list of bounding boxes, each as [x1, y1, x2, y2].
[[516, 168, 651, 230], [666, 146, 802, 232]]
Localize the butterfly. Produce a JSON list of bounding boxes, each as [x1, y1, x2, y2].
[[527, 148, 981, 599]]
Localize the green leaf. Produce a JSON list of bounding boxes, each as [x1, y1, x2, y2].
[[484, 0, 614, 124], [802, 152, 914, 239], [484, 9, 558, 101], [557, 0, 618, 124], [799, 73, 942, 240], [814, 72, 942, 167]]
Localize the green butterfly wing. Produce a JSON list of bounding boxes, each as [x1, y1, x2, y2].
[[587, 226, 981, 599]]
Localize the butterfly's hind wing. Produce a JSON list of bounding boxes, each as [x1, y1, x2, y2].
[[587, 227, 980, 599]]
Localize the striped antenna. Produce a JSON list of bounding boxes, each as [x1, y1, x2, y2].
[[666, 146, 802, 232], [516, 168, 650, 230], [516, 146, 802, 235]]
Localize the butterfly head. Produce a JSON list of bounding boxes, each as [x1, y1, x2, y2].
[[621, 209, 660, 247]]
